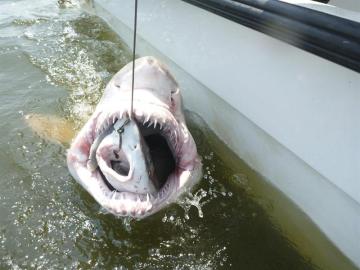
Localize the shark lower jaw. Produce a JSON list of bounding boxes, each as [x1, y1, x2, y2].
[[67, 106, 201, 218]]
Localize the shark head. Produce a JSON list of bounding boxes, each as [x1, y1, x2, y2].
[[67, 56, 202, 218]]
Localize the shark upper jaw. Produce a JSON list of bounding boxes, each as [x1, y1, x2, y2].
[[66, 56, 202, 219]]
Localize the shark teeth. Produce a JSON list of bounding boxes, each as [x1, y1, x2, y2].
[[95, 111, 127, 136], [105, 191, 154, 217], [145, 203, 152, 212], [95, 107, 178, 140]]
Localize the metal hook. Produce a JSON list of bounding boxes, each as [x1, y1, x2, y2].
[[115, 118, 130, 150]]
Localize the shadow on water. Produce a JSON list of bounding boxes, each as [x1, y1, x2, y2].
[[0, 0, 356, 269]]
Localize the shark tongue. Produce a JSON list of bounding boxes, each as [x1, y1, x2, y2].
[[94, 118, 157, 195]]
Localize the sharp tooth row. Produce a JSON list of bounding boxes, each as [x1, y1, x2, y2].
[[107, 192, 154, 218], [141, 113, 168, 131], [95, 110, 128, 136]]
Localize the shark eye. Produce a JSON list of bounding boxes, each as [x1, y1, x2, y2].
[[171, 88, 179, 95]]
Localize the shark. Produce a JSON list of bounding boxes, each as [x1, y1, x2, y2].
[[27, 56, 202, 218]]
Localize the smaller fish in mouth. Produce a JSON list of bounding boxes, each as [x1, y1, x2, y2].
[[89, 117, 158, 196]]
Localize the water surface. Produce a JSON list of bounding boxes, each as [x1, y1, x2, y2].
[[0, 1, 353, 269]]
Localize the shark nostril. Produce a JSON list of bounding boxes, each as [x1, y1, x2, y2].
[[115, 83, 121, 88]]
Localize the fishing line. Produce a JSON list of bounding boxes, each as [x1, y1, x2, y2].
[[115, 0, 137, 151], [130, 0, 138, 119]]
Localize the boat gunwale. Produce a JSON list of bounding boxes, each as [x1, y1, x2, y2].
[[182, 0, 360, 72]]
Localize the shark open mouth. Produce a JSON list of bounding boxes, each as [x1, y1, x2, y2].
[[69, 104, 199, 218], [94, 107, 178, 193]]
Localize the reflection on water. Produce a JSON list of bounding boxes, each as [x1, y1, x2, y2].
[[0, 0, 353, 269]]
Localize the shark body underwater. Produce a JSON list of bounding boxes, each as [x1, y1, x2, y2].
[[26, 56, 202, 219]]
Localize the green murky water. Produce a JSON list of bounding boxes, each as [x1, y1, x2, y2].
[[0, 1, 356, 269]]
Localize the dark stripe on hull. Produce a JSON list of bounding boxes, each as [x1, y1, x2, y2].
[[182, 0, 360, 72]]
